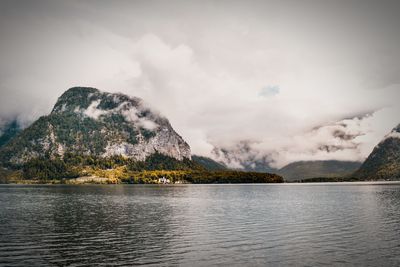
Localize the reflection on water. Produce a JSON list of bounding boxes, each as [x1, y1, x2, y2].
[[1, 184, 400, 266]]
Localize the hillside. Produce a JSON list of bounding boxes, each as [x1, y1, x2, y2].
[[278, 160, 362, 181], [353, 124, 400, 180], [192, 155, 227, 171]]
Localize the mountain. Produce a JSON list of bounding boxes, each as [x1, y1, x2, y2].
[[353, 124, 400, 180], [278, 160, 362, 181], [192, 155, 227, 171], [0, 87, 191, 165], [0, 120, 21, 148]]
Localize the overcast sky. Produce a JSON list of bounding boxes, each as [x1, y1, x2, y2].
[[0, 0, 399, 168]]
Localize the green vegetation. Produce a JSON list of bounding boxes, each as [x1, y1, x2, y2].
[[0, 168, 16, 183], [0, 87, 284, 184], [119, 170, 283, 184], [353, 133, 400, 180], [50, 113, 107, 153], [22, 157, 80, 180], [295, 177, 358, 183], [0, 87, 178, 164], [52, 86, 99, 112], [141, 127, 156, 140], [0, 152, 283, 184], [0, 113, 110, 163], [98, 94, 121, 110], [0, 116, 50, 163], [278, 160, 361, 182], [0, 120, 21, 148]]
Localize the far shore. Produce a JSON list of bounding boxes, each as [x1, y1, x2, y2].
[[284, 180, 400, 185], [1, 178, 400, 185]]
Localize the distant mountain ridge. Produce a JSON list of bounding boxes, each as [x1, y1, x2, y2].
[[0, 87, 191, 165], [192, 155, 227, 171], [278, 160, 362, 181], [353, 124, 400, 180]]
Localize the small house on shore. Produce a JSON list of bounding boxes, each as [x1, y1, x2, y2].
[[158, 176, 170, 184]]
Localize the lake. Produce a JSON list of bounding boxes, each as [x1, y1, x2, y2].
[[1, 183, 400, 266]]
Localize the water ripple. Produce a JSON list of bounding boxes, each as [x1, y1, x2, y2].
[[0, 184, 400, 266]]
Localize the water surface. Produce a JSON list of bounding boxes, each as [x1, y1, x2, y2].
[[1, 183, 400, 266]]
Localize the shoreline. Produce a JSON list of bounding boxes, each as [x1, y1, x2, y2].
[[1, 180, 400, 185]]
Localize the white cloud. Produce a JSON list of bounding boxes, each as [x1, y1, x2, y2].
[[383, 131, 400, 141], [83, 100, 108, 119], [211, 106, 400, 169], [0, 0, 399, 167], [121, 108, 139, 123], [138, 119, 158, 131]]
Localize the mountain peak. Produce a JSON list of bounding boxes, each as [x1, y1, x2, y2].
[[1, 87, 191, 164], [63, 86, 100, 95], [52, 87, 139, 115]]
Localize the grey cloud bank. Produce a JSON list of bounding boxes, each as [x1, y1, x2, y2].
[[0, 0, 399, 168]]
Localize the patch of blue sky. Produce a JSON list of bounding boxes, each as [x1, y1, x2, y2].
[[259, 85, 280, 97]]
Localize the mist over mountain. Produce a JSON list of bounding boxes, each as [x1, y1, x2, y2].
[[211, 141, 276, 172]]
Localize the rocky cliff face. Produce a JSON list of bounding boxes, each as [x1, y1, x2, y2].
[[353, 124, 400, 180], [0, 87, 191, 164]]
